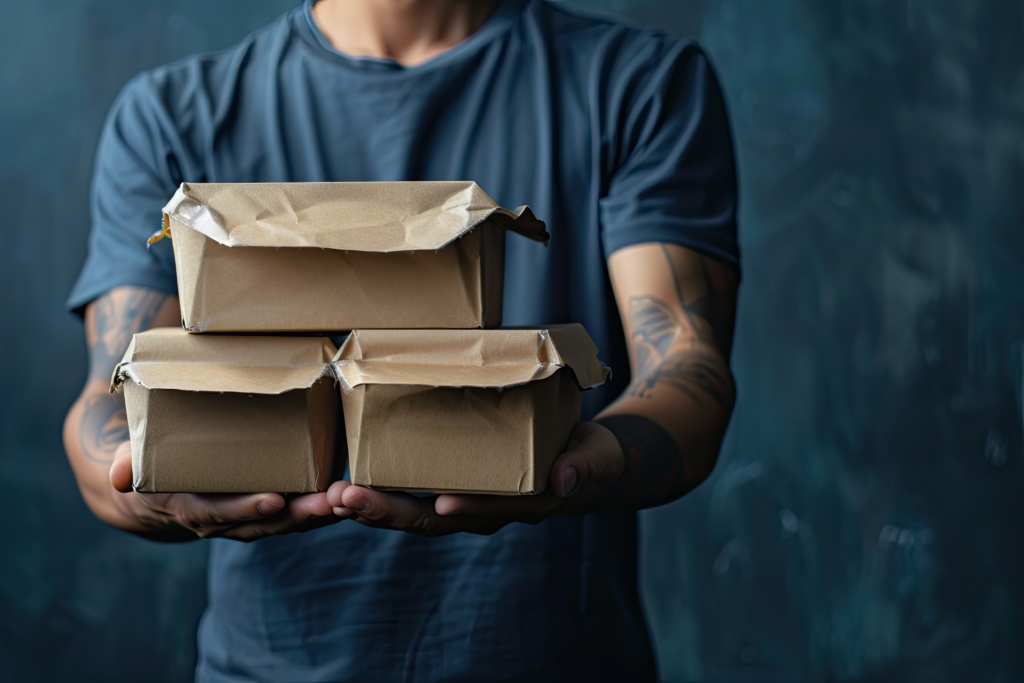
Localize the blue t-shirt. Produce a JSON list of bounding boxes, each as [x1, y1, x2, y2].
[[68, 1, 738, 680]]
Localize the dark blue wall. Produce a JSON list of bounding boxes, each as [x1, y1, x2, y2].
[[1, 1, 1020, 681]]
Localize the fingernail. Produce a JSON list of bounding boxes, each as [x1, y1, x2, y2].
[[561, 467, 578, 497], [348, 495, 371, 512], [333, 506, 346, 516], [257, 500, 284, 516]]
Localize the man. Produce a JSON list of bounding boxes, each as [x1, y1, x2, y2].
[[64, 0, 739, 679]]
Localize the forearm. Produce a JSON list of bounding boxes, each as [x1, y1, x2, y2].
[[595, 340, 735, 510], [592, 243, 739, 511]]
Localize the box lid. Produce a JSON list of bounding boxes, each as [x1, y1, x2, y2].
[[331, 325, 610, 392], [153, 181, 549, 252], [110, 328, 336, 395]]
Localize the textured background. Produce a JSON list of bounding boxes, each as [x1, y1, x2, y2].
[[0, 1, 1021, 681]]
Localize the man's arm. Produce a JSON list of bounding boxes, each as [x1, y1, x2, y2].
[[325, 242, 737, 534], [63, 286, 342, 541], [63, 287, 186, 533], [596, 241, 737, 509]]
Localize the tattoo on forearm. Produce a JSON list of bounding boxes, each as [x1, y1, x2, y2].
[[624, 247, 736, 408], [628, 294, 689, 377], [79, 393, 128, 464], [80, 288, 167, 463], [597, 414, 685, 502], [631, 347, 733, 406], [658, 244, 734, 354], [660, 244, 705, 340], [625, 295, 733, 406], [87, 288, 168, 382]]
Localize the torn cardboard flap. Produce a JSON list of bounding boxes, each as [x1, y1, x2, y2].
[[156, 181, 549, 252], [111, 328, 336, 395], [331, 325, 610, 392]]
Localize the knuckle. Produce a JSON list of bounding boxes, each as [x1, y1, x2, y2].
[[174, 499, 218, 533]]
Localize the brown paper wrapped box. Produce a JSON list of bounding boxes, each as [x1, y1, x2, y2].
[[153, 181, 549, 333], [110, 329, 339, 493], [332, 325, 610, 495]]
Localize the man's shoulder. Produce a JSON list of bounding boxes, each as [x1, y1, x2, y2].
[[530, 1, 699, 76], [536, 2, 690, 49], [116, 7, 298, 116]]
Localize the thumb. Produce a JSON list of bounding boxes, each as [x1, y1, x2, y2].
[[109, 441, 134, 492], [549, 421, 624, 498]]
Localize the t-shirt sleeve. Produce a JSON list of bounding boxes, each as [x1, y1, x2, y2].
[[66, 74, 185, 316], [599, 38, 739, 270]]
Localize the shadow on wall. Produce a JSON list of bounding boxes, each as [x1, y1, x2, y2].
[[0, 1, 1020, 681]]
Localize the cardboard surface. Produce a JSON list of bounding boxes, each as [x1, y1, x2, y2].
[[156, 182, 548, 332], [158, 181, 548, 251], [112, 329, 339, 493], [332, 326, 610, 391], [333, 325, 609, 495]]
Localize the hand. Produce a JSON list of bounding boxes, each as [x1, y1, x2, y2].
[[325, 421, 624, 537], [108, 442, 351, 542]]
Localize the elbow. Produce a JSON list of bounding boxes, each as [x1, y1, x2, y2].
[[679, 381, 736, 494]]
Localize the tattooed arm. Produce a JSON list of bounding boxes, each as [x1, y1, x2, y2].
[[63, 287, 179, 525], [63, 286, 339, 541], [596, 242, 737, 508]]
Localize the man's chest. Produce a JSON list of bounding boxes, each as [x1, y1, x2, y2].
[[206, 71, 595, 217]]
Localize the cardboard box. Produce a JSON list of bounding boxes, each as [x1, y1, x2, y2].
[[153, 181, 549, 332], [110, 328, 339, 493], [332, 325, 610, 495]]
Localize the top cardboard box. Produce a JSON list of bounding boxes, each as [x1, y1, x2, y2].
[[154, 181, 549, 333]]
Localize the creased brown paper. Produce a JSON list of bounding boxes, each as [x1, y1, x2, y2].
[[112, 329, 339, 493], [333, 325, 610, 495], [155, 182, 548, 333]]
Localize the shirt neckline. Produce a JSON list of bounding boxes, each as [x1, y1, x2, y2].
[[296, 0, 523, 74]]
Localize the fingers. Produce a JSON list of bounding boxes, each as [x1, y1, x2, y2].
[[289, 491, 336, 518], [334, 485, 547, 536], [334, 485, 491, 535], [433, 492, 561, 522], [326, 480, 352, 514], [109, 441, 134, 492], [110, 442, 289, 529], [339, 486, 447, 536], [158, 492, 288, 536], [548, 422, 624, 498], [218, 493, 342, 541]]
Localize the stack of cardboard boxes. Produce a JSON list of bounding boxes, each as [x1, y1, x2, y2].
[[111, 181, 609, 496]]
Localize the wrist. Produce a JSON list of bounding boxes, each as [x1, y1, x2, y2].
[[594, 413, 686, 509]]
